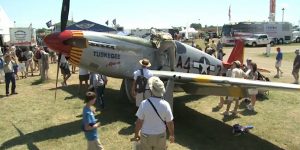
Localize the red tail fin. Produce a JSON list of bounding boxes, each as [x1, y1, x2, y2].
[[223, 39, 244, 68]]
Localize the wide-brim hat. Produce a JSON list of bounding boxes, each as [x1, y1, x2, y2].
[[148, 76, 165, 97], [232, 60, 241, 67], [139, 58, 151, 67]]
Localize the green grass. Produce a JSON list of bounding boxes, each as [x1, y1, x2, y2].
[[0, 62, 300, 149]]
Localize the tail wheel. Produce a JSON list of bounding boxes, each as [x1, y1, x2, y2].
[[296, 38, 300, 43], [252, 42, 257, 47]]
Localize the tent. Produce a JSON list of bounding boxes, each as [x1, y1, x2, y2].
[[179, 27, 198, 40], [66, 20, 116, 32], [0, 6, 13, 45]]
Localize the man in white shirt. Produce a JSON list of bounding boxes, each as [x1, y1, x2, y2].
[[222, 61, 248, 116], [133, 76, 175, 149], [131, 58, 153, 108]]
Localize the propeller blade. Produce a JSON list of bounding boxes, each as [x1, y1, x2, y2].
[[54, 54, 62, 100], [60, 0, 70, 31]]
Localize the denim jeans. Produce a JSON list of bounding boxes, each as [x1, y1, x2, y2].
[[5, 72, 16, 94], [95, 85, 105, 108]]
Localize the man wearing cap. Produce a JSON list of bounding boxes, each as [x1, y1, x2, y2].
[[274, 47, 283, 78], [131, 58, 153, 108], [292, 49, 300, 84], [133, 76, 175, 149]]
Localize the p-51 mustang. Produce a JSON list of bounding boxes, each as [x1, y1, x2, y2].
[[45, 0, 300, 106]]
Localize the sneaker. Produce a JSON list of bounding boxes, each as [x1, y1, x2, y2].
[[230, 110, 238, 115], [274, 75, 279, 78], [11, 92, 18, 95], [293, 81, 299, 84], [221, 111, 230, 116]]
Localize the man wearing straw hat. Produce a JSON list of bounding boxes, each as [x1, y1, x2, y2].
[[131, 58, 153, 108]]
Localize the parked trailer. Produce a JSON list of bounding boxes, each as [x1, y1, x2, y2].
[[221, 22, 293, 45]]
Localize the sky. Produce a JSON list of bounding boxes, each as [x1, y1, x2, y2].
[[0, 0, 299, 29]]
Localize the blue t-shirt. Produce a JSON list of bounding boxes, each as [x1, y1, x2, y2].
[[276, 52, 283, 61], [82, 106, 98, 141]]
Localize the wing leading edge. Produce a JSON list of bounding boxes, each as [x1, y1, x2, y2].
[[151, 70, 300, 97]]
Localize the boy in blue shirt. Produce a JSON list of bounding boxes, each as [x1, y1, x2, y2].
[[274, 47, 283, 78], [82, 92, 103, 150]]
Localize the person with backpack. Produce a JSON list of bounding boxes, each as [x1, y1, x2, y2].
[[131, 58, 153, 108]]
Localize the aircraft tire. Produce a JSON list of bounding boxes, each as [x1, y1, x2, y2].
[[120, 79, 135, 103]]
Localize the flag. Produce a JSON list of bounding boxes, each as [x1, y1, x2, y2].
[[105, 20, 109, 26], [112, 19, 116, 26], [46, 20, 52, 28], [228, 5, 231, 22]]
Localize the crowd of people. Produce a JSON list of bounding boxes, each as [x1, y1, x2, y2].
[[1, 41, 299, 149], [0, 45, 52, 96]]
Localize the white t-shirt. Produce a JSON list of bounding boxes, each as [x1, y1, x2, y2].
[[231, 68, 247, 78], [133, 68, 153, 80], [60, 55, 67, 64], [92, 74, 107, 87], [136, 97, 173, 135], [79, 68, 89, 75]]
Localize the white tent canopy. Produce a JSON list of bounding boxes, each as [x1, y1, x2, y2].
[[0, 6, 13, 43]]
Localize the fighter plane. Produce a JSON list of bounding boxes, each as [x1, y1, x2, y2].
[[44, 0, 300, 105]]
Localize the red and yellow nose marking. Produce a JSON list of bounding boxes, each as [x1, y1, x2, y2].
[[44, 30, 84, 66]]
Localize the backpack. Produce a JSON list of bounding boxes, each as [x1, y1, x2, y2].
[[232, 124, 253, 135], [135, 69, 148, 93], [35, 50, 41, 59]]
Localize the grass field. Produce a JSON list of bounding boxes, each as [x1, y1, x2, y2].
[[0, 43, 300, 150]]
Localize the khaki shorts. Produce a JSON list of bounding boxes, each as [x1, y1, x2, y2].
[[141, 132, 166, 150], [88, 139, 103, 150], [275, 61, 281, 68], [136, 90, 151, 107]]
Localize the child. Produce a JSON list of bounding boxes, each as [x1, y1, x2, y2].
[[82, 92, 104, 150]]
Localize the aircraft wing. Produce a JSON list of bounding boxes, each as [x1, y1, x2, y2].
[[151, 70, 300, 97]]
